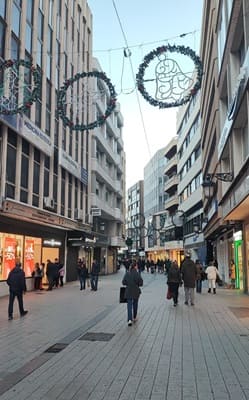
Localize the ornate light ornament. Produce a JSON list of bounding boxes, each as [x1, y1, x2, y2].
[[0, 59, 41, 115], [136, 44, 203, 108], [57, 71, 117, 131]]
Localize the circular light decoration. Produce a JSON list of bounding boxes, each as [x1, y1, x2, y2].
[[57, 71, 117, 131], [0, 59, 41, 115], [136, 44, 203, 108]]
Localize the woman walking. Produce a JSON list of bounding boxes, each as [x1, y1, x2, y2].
[[167, 261, 181, 306], [206, 261, 220, 294], [122, 261, 143, 326]]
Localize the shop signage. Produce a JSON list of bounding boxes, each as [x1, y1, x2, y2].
[[58, 149, 88, 185], [43, 239, 62, 247], [20, 116, 53, 156]]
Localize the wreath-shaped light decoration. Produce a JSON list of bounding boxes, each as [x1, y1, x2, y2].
[[57, 71, 117, 131], [136, 44, 203, 108], [0, 59, 41, 115]]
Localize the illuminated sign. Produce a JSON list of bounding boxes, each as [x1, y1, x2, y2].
[[43, 239, 62, 247]]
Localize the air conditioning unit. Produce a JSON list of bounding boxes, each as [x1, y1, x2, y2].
[[44, 197, 55, 210], [85, 214, 93, 225], [74, 209, 84, 221]]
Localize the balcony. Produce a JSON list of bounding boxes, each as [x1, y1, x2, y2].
[[164, 155, 177, 175], [164, 175, 178, 192], [164, 195, 178, 212]]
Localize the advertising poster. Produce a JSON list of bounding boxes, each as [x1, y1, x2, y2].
[[3, 237, 16, 280], [24, 239, 34, 276]]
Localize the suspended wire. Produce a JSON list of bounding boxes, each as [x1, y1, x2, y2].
[[111, 0, 152, 159]]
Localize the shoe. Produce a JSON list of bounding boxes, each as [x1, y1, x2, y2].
[[8, 316, 13, 320], [208, 289, 211, 293], [128, 320, 132, 326], [20, 311, 28, 317], [184, 301, 188, 305], [174, 303, 177, 307], [191, 303, 194, 306], [133, 317, 138, 322]]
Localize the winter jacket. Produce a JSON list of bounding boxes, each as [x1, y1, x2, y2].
[[91, 262, 100, 275], [167, 265, 181, 283], [7, 265, 27, 293], [205, 265, 219, 280], [181, 258, 197, 288], [122, 269, 143, 299]]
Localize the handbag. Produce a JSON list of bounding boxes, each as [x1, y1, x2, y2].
[[166, 287, 172, 300], [119, 287, 127, 303]]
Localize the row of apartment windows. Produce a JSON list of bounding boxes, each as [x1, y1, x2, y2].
[[178, 114, 200, 159], [3, 129, 86, 217], [179, 172, 202, 204], [95, 180, 122, 209], [179, 143, 201, 181]]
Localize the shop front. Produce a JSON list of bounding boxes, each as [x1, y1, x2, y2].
[[0, 200, 93, 295]]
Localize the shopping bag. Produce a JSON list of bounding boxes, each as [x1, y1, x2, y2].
[[119, 287, 127, 303], [166, 287, 172, 300]]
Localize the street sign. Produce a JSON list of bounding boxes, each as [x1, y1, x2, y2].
[[91, 208, 101, 216]]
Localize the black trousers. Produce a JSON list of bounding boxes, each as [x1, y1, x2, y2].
[[168, 282, 180, 304], [8, 291, 25, 317]]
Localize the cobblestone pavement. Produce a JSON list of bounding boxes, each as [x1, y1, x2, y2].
[[0, 268, 249, 399]]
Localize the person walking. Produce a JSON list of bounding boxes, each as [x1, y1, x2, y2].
[[206, 261, 220, 294], [122, 261, 143, 326], [195, 260, 203, 293], [77, 258, 88, 290], [90, 259, 100, 291], [167, 260, 182, 306], [46, 259, 56, 291], [181, 251, 197, 306], [32, 262, 42, 290], [54, 258, 62, 288], [59, 264, 65, 287], [6, 259, 28, 320]]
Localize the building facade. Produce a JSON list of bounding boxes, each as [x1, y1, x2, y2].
[[176, 92, 206, 264], [0, 0, 125, 294], [200, 0, 249, 289], [90, 58, 125, 274], [144, 147, 167, 261], [162, 136, 182, 263], [126, 180, 144, 257]]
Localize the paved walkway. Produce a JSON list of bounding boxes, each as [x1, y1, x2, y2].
[[0, 268, 249, 399]]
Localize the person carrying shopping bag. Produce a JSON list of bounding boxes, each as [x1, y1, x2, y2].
[[122, 261, 143, 326]]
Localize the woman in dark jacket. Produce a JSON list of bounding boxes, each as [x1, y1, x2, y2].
[[122, 261, 143, 326], [167, 260, 182, 306]]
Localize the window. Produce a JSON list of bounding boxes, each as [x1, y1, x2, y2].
[[0, 18, 6, 58], [0, 1, 6, 18], [44, 155, 50, 197], [11, 34, 19, 59], [33, 149, 40, 207], [6, 131, 17, 198], [12, 3, 21, 37], [26, 0, 33, 23], [25, 24, 32, 54]]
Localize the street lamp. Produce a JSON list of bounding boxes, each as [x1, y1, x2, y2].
[[202, 172, 233, 199]]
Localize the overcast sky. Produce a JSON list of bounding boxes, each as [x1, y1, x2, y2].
[[87, 0, 204, 188]]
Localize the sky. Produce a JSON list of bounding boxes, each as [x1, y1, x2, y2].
[[87, 1, 204, 188]]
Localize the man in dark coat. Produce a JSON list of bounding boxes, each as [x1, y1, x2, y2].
[[90, 259, 100, 291], [7, 260, 28, 320], [46, 259, 57, 290], [181, 251, 197, 306]]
